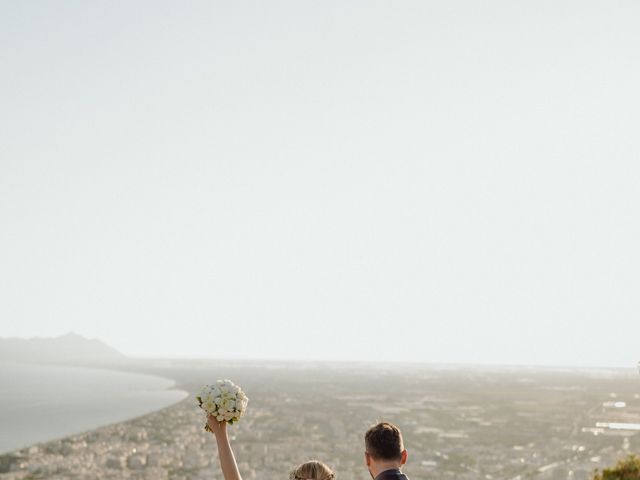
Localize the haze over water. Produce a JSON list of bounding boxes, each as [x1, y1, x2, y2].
[[0, 362, 187, 454]]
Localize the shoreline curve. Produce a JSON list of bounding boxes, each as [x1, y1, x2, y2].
[[0, 362, 189, 456]]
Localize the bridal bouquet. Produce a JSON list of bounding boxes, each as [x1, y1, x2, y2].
[[196, 379, 249, 431]]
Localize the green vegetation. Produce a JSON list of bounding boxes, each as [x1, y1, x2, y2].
[[0, 453, 21, 474], [594, 455, 640, 480]]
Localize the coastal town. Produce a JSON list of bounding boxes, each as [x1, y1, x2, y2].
[[2, 0, 639, 478], [1, 360, 639, 480]]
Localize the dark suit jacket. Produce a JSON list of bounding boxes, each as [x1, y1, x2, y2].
[[375, 468, 410, 480]]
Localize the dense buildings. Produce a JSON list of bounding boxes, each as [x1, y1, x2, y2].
[[1, 361, 638, 480]]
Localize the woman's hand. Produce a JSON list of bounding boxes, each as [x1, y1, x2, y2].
[[207, 414, 228, 437], [206, 414, 242, 480]]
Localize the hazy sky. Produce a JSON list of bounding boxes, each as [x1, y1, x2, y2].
[[1, 0, 639, 367]]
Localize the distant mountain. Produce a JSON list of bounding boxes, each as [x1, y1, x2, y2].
[[0, 332, 127, 365]]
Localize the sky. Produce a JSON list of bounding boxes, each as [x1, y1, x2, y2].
[[1, 0, 639, 367]]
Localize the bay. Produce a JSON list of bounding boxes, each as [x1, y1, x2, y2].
[[0, 362, 187, 454]]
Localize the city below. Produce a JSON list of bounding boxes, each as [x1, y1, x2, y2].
[[1, 359, 638, 480]]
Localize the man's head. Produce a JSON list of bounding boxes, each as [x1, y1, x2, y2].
[[364, 422, 408, 479]]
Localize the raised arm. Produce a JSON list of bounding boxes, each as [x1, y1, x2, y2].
[[207, 414, 243, 480]]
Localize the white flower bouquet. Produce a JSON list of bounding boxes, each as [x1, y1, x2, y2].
[[196, 379, 249, 431]]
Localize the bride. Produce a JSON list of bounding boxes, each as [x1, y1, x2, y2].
[[206, 413, 335, 480]]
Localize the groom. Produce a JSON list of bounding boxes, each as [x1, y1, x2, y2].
[[364, 422, 410, 480]]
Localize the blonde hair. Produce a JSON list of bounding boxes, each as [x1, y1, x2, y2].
[[289, 460, 335, 480]]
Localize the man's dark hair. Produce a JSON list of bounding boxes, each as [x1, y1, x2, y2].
[[364, 422, 404, 461]]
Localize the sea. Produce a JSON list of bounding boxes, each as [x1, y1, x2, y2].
[[0, 362, 187, 454]]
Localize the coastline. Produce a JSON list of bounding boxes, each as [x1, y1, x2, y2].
[[0, 358, 212, 479], [0, 394, 197, 479], [0, 361, 189, 457], [3, 359, 636, 480]]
